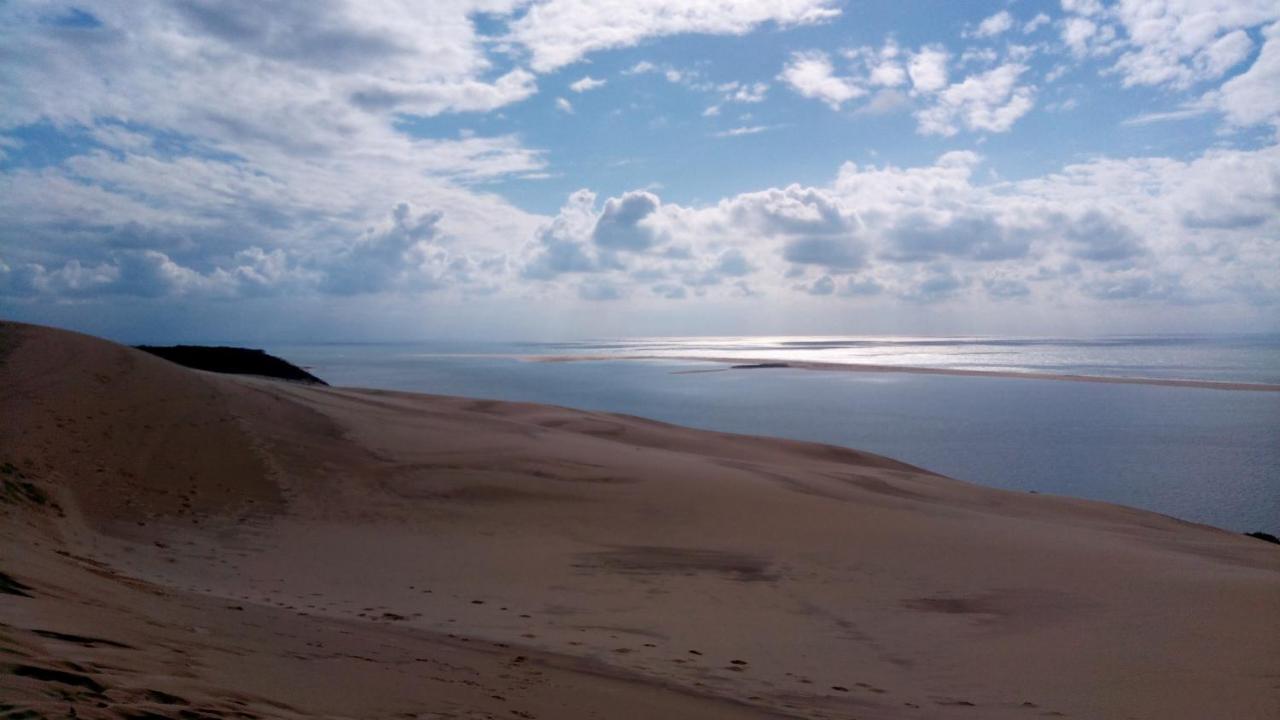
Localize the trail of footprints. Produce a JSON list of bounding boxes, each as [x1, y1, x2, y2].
[[3, 567, 1073, 720], [72, 538, 1070, 719], [144, 572, 1069, 719]]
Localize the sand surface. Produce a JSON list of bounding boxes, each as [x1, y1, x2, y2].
[[2, 321, 1278, 719]]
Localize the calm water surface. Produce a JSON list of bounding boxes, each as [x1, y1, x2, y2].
[[272, 337, 1280, 533]]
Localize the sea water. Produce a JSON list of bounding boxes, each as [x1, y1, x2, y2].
[[271, 336, 1280, 533]]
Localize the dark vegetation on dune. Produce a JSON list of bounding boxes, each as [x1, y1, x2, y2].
[[135, 345, 327, 385], [1245, 531, 1280, 545]]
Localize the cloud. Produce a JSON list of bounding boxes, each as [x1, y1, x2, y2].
[[522, 190, 603, 279], [984, 277, 1030, 299], [1061, 16, 1101, 57], [1023, 13, 1051, 34], [720, 184, 854, 238], [592, 191, 663, 251], [907, 46, 949, 92], [555, 97, 574, 113], [1081, 272, 1187, 302], [806, 275, 835, 295], [783, 237, 865, 270], [715, 249, 755, 277], [868, 62, 908, 87], [787, 38, 1036, 135], [719, 81, 769, 103], [1122, 103, 1212, 125], [348, 67, 538, 115], [713, 125, 773, 138], [1062, 0, 1279, 93], [1, 2, 538, 136], [1062, 210, 1145, 262], [886, 213, 1030, 262], [1212, 22, 1280, 127], [569, 75, 606, 92], [578, 279, 622, 300], [12, 143, 1273, 314], [1, 201, 497, 302], [844, 40, 908, 87], [1044, 97, 1080, 113], [959, 47, 999, 67], [915, 63, 1035, 135], [899, 265, 966, 303], [779, 50, 864, 108], [841, 276, 883, 296], [3, 2, 1278, 320], [858, 89, 911, 115], [507, 0, 841, 72], [1, 252, 173, 299], [88, 125, 154, 152], [625, 60, 658, 75], [1061, 0, 1105, 15], [0, 0, 550, 304], [318, 203, 446, 295], [1071, 7, 1279, 131], [651, 282, 687, 299], [169, 0, 412, 70], [0, 244, 314, 301], [0, 135, 20, 161], [971, 11, 1014, 39]]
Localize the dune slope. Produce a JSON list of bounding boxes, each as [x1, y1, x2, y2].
[[2, 321, 1277, 719]]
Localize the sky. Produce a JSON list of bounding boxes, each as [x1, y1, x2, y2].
[[1, 0, 1278, 342]]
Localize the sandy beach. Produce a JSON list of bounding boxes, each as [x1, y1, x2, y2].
[[2, 321, 1278, 719]]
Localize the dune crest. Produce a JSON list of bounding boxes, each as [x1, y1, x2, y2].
[[2, 321, 1277, 719]]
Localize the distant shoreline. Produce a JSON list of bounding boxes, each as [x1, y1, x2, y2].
[[528, 354, 1280, 392]]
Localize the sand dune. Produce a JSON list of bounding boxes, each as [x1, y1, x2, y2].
[[2, 321, 1277, 719]]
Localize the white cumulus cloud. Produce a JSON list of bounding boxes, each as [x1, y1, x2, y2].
[[972, 11, 1014, 39], [779, 51, 864, 109], [907, 46, 950, 92], [569, 75, 606, 92], [507, 0, 841, 72], [915, 64, 1036, 136]]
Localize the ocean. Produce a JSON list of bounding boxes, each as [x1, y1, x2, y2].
[[271, 335, 1280, 533]]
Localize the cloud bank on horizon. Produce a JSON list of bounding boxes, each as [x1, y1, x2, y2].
[[1, 0, 1277, 340]]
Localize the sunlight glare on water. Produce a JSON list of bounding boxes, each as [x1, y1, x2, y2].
[[521, 334, 1280, 384]]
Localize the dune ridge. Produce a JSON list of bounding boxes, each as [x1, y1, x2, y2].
[[1, 321, 1277, 719]]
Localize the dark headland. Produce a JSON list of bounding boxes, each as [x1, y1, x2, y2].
[[135, 345, 327, 385]]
